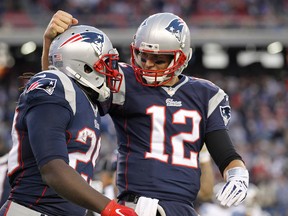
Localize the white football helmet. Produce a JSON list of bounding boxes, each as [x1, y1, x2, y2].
[[48, 25, 122, 101], [131, 13, 192, 87]]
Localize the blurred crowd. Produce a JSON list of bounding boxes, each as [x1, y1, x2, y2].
[[1, 0, 288, 28], [205, 72, 288, 216]]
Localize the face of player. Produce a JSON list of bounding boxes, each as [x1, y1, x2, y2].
[[136, 51, 179, 86], [139, 53, 173, 72]]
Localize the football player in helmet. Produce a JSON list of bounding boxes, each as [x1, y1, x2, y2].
[[0, 24, 137, 216], [48, 25, 122, 102], [130, 13, 192, 87], [41, 11, 249, 216]]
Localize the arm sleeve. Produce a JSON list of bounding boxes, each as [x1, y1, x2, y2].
[[204, 129, 243, 176], [25, 103, 72, 168]]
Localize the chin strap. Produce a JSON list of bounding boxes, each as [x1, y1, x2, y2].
[[65, 66, 110, 102]]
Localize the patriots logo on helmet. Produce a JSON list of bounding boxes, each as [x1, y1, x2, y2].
[[165, 18, 184, 42], [26, 77, 57, 95], [60, 32, 104, 55], [220, 106, 231, 126]]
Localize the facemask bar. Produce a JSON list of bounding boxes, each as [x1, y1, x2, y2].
[[94, 48, 123, 93]]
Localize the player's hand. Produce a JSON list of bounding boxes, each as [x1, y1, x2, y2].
[[44, 10, 78, 41], [101, 200, 138, 216], [216, 167, 249, 207]]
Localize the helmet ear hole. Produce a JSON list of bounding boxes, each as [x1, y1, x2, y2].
[[94, 61, 104, 71], [84, 64, 93, 74]]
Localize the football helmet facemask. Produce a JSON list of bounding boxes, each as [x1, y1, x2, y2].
[[48, 25, 122, 101], [131, 13, 192, 87]]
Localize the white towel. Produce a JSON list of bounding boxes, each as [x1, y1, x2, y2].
[[135, 196, 159, 216]]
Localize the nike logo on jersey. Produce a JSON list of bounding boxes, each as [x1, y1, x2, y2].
[[94, 119, 100, 129], [166, 98, 182, 107], [115, 209, 125, 216], [35, 74, 46, 78]]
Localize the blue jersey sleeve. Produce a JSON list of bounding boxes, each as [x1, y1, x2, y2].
[[190, 77, 231, 133], [206, 88, 231, 132], [25, 103, 71, 168], [20, 70, 76, 168], [21, 70, 76, 115]]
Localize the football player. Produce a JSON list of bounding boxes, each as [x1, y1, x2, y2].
[[0, 25, 137, 216], [42, 11, 249, 216], [0, 153, 10, 207], [0, 138, 10, 207]]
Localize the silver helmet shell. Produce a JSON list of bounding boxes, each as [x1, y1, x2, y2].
[[48, 25, 122, 101], [131, 13, 192, 86]]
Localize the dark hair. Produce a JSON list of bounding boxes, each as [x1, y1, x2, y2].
[[18, 72, 35, 91]]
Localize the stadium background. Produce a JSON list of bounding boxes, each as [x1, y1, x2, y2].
[[0, 1, 288, 215]]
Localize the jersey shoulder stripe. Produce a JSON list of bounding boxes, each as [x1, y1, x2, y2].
[[44, 70, 76, 115], [24, 70, 76, 115]]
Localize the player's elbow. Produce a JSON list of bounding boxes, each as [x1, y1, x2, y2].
[[197, 186, 214, 202], [40, 159, 68, 187]]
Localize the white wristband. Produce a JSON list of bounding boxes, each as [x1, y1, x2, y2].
[[225, 167, 249, 182]]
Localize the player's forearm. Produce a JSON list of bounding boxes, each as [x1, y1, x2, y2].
[[41, 38, 51, 70], [197, 161, 214, 201], [40, 159, 110, 213]]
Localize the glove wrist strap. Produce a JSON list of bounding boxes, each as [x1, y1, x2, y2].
[[226, 167, 249, 181]]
